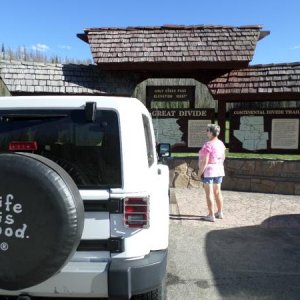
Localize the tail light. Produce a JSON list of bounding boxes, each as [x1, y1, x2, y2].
[[9, 141, 38, 151], [124, 197, 149, 229]]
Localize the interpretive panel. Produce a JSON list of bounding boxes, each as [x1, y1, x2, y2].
[[271, 119, 299, 149], [188, 120, 211, 148], [233, 116, 268, 151]]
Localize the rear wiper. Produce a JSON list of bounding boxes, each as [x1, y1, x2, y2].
[[0, 114, 68, 121]]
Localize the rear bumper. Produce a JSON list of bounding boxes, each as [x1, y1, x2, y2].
[[0, 250, 167, 299], [109, 250, 168, 299], [0, 261, 109, 298]]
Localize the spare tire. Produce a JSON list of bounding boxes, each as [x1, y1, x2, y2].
[[0, 153, 84, 290]]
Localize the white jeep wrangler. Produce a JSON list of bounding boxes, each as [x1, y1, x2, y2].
[[0, 96, 170, 300]]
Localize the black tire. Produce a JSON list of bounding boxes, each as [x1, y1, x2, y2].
[[132, 277, 166, 300], [0, 153, 84, 290]]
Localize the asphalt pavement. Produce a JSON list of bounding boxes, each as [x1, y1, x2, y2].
[[167, 188, 300, 300]]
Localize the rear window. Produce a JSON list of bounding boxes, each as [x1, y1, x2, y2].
[[0, 109, 122, 189]]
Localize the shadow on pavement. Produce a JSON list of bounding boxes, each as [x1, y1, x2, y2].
[[169, 214, 204, 221], [205, 214, 300, 299]]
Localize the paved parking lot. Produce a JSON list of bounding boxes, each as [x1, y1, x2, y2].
[[167, 188, 300, 300]]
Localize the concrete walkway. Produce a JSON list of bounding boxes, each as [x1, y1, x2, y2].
[[167, 188, 300, 299], [170, 187, 300, 228]]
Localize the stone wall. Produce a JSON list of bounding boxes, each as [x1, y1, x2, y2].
[[167, 157, 300, 195]]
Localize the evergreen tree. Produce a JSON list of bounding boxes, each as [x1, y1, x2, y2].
[[1, 43, 5, 59], [0, 44, 90, 64]]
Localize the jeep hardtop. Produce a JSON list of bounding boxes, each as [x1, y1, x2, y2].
[[0, 96, 170, 299]]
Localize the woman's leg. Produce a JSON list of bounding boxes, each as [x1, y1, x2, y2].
[[213, 183, 223, 213], [204, 183, 214, 216]]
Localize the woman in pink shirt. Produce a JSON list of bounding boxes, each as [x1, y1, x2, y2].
[[198, 124, 226, 222]]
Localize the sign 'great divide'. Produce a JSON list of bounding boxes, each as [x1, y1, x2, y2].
[[146, 85, 214, 152], [150, 109, 215, 152], [150, 109, 210, 118]]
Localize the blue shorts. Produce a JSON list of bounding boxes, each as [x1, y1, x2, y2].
[[202, 176, 223, 185]]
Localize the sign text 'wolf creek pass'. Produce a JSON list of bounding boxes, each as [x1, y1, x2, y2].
[[146, 86, 195, 102]]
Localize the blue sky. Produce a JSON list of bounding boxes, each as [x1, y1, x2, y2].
[[0, 0, 299, 64]]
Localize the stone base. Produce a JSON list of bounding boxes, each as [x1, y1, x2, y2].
[[167, 157, 300, 195]]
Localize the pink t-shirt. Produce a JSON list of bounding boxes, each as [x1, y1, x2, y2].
[[199, 139, 226, 178]]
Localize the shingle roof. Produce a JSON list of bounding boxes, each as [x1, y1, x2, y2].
[[79, 25, 267, 69], [1, 60, 300, 100], [0, 60, 104, 94], [209, 63, 300, 99], [0, 60, 138, 95]]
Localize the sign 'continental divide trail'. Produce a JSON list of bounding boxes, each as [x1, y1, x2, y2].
[[230, 109, 300, 153]]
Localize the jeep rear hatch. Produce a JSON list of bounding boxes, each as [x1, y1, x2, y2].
[[0, 108, 123, 258]]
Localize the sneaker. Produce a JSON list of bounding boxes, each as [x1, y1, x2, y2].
[[215, 212, 224, 219], [202, 215, 215, 222]]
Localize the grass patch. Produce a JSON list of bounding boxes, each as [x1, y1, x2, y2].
[[173, 152, 199, 157], [172, 150, 300, 160], [226, 152, 300, 160]]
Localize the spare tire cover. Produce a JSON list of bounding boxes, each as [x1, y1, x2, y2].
[[0, 153, 84, 290]]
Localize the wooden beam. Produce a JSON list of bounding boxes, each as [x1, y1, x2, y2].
[[213, 92, 300, 102], [95, 61, 249, 72], [217, 99, 227, 143]]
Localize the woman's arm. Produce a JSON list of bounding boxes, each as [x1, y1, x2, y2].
[[198, 155, 209, 177]]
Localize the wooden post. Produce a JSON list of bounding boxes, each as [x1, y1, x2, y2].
[[217, 99, 226, 143], [0, 79, 11, 96]]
